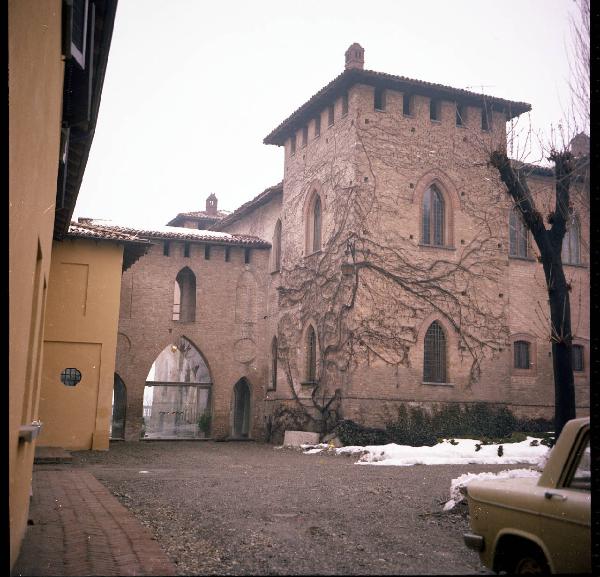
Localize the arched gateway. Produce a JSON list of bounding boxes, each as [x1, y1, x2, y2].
[[143, 337, 212, 439]]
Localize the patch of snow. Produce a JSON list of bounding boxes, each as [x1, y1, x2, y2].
[[302, 437, 549, 468], [443, 468, 542, 510]]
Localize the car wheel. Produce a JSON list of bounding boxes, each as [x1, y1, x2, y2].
[[510, 548, 550, 574]]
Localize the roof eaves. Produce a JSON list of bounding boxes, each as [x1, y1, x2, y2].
[[263, 68, 531, 146]]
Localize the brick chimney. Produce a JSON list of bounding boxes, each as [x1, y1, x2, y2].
[[345, 43, 364, 70], [206, 193, 218, 215]]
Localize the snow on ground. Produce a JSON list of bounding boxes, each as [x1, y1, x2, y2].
[[302, 437, 550, 468], [300, 437, 550, 512]]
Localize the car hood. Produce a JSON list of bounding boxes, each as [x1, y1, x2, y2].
[[467, 477, 544, 509]]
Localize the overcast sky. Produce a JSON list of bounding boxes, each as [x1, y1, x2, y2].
[[74, 0, 580, 228]]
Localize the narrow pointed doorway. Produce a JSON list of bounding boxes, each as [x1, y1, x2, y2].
[[232, 378, 251, 438]]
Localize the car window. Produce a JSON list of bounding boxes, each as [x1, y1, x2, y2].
[[567, 437, 590, 491]]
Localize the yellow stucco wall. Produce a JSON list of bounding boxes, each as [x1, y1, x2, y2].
[[38, 238, 125, 451], [8, 0, 64, 568]]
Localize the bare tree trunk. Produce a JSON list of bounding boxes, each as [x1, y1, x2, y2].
[[490, 150, 576, 437]]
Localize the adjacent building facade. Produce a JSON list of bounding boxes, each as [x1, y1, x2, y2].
[[9, 0, 119, 567], [103, 44, 588, 443]]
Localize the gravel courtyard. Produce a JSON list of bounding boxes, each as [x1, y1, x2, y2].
[[71, 441, 522, 575]]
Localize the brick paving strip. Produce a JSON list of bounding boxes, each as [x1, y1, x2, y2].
[[12, 467, 176, 576]]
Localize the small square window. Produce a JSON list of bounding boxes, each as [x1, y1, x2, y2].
[[328, 104, 335, 127]]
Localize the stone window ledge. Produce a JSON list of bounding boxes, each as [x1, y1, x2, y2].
[[422, 381, 454, 387]]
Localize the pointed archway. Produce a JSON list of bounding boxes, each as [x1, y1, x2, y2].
[[143, 337, 212, 439], [232, 378, 251, 438]]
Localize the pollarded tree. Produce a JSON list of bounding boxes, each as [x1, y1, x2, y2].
[[488, 0, 589, 438]]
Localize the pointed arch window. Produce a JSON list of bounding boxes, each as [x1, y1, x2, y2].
[[422, 185, 445, 246], [423, 321, 447, 383], [562, 214, 581, 265], [269, 337, 278, 390], [306, 325, 317, 383], [509, 208, 529, 258], [173, 267, 196, 322], [273, 219, 282, 272]]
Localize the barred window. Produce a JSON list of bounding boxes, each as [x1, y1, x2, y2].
[[422, 185, 445, 246], [306, 326, 317, 382], [513, 340, 530, 369], [573, 345, 584, 372], [562, 214, 581, 265], [423, 321, 447, 383], [509, 208, 529, 257]]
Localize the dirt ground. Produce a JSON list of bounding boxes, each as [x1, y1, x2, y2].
[[71, 441, 524, 575]]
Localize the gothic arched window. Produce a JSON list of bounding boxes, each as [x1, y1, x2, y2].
[[422, 185, 445, 246], [423, 321, 447, 383]]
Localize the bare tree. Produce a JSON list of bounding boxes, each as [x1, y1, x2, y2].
[[488, 0, 589, 438]]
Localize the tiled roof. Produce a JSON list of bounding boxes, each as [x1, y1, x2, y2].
[[264, 68, 531, 145], [175, 209, 230, 219], [79, 219, 271, 247], [215, 182, 283, 230], [68, 221, 151, 272], [165, 209, 231, 226], [68, 221, 150, 243]]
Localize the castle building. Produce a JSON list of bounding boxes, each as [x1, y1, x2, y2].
[[104, 45, 589, 442]]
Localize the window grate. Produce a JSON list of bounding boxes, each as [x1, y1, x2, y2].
[[61, 368, 82, 387], [513, 340, 530, 369], [423, 322, 446, 383]]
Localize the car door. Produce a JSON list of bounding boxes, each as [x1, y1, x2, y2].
[[537, 430, 591, 573]]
